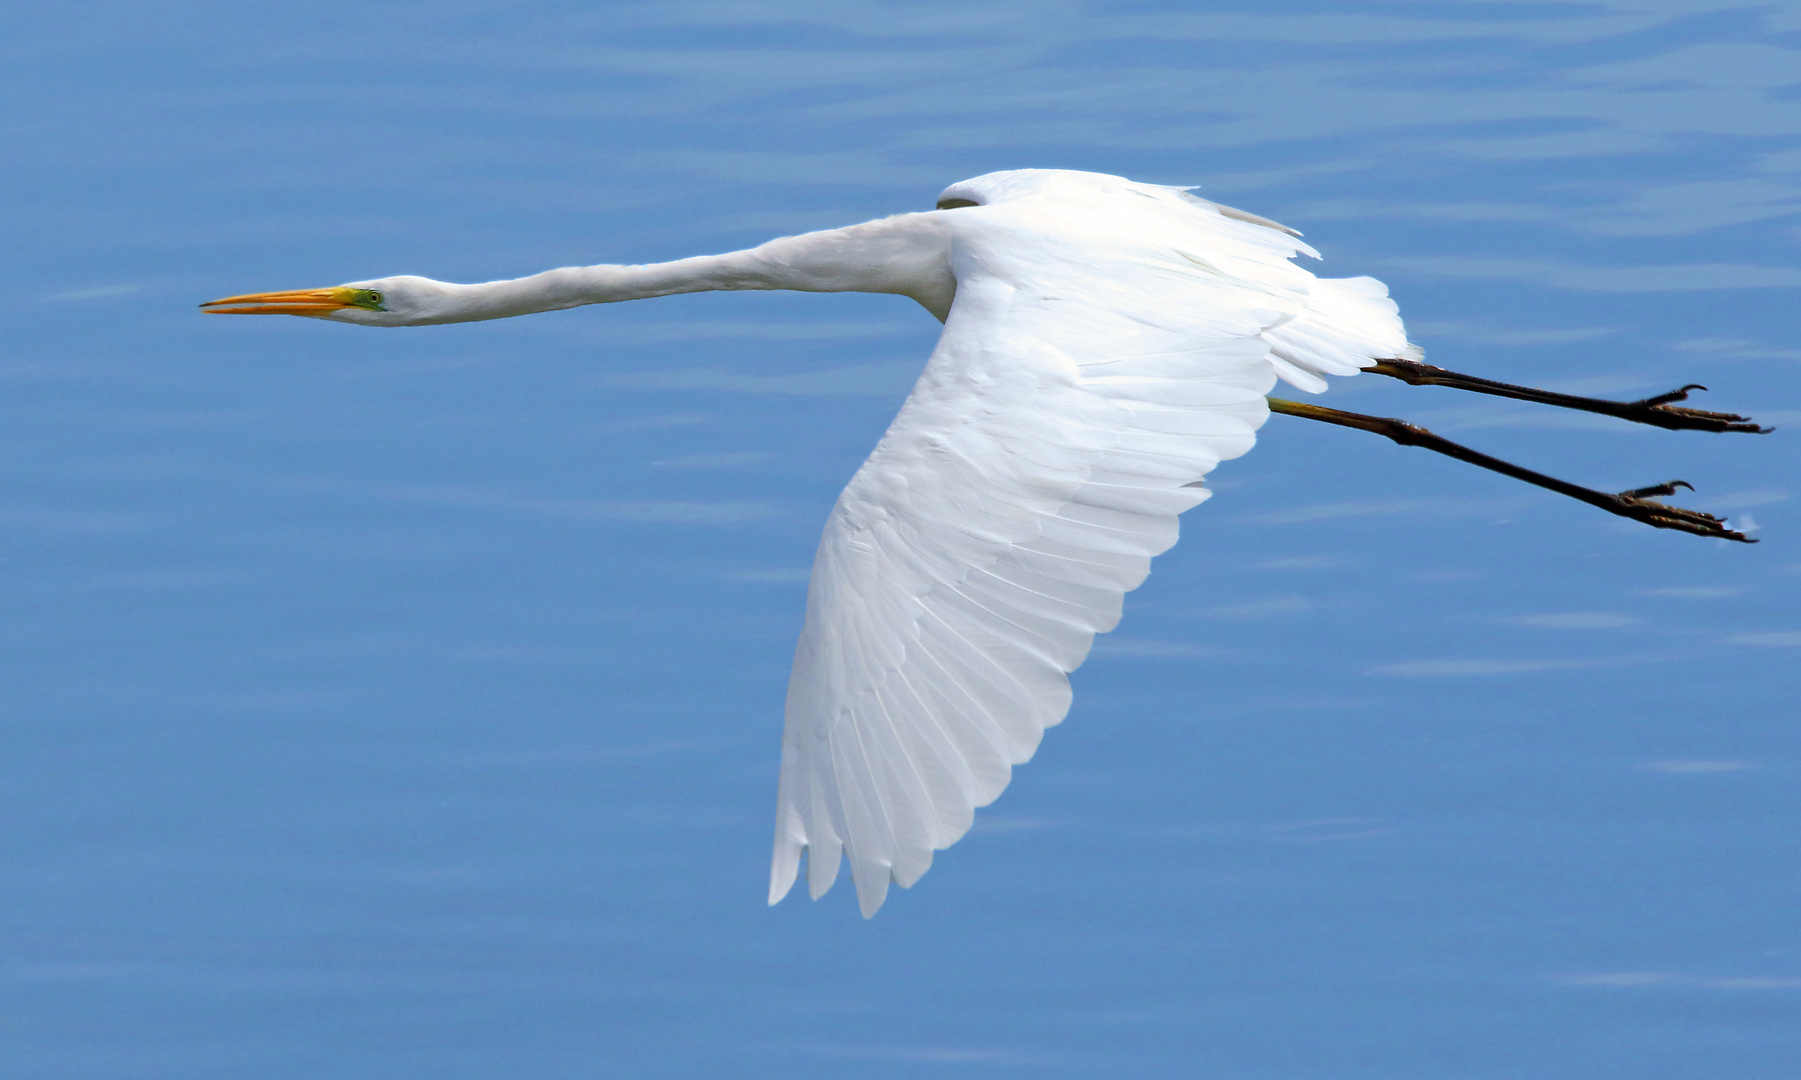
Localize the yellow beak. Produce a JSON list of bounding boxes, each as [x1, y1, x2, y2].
[[200, 286, 356, 317]]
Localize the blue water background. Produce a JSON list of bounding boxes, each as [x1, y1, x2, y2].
[[2, 3, 1798, 1076]]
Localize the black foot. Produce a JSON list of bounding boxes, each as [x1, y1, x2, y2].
[[1268, 397, 1759, 544], [1609, 480, 1755, 542], [1621, 385, 1772, 434], [1363, 360, 1772, 434]]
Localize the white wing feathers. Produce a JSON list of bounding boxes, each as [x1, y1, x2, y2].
[[1265, 275, 1424, 393], [770, 175, 1414, 915]]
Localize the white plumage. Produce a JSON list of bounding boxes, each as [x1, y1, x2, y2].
[[201, 169, 1418, 916], [768, 171, 1414, 914]]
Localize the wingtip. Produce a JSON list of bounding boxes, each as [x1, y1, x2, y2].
[[852, 861, 893, 918], [857, 875, 890, 918], [806, 838, 843, 900], [769, 835, 803, 906]]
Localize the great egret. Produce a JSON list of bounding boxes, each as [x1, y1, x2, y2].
[[204, 169, 1763, 916]]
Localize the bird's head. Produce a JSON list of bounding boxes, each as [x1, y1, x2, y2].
[[200, 275, 453, 326]]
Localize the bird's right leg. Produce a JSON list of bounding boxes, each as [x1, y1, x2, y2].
[[1361, 359, 1771, 434], [1267, 397, 1755, 542]]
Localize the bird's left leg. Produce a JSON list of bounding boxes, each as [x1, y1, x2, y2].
[[1267, 397, 1754, 542], [1361, 359, 1771, 434]]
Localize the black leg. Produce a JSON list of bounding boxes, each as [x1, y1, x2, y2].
[[1362, 358, 1771, 434], [1268, 397, 1755, 543]]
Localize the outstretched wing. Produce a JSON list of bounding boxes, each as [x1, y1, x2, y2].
[[770, 178, 1412, 915]]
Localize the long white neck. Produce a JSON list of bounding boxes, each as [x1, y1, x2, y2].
[[381, 213, 957, 326]]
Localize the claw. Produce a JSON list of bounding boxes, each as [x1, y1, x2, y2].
[[1625, 386, 1771, 434], [1619, 480, 1692, 500], [1633, 384, 1706, 408], [1610, 482, 1754, 543]]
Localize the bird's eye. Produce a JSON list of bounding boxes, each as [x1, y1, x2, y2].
[[368, 291, 383, 304], [936, 198, 979, 210]]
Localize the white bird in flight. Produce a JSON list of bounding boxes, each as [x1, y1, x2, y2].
[[205, 169, 1762, 916]]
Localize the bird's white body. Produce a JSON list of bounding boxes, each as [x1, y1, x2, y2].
[[267, 170, 1419, 916]]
